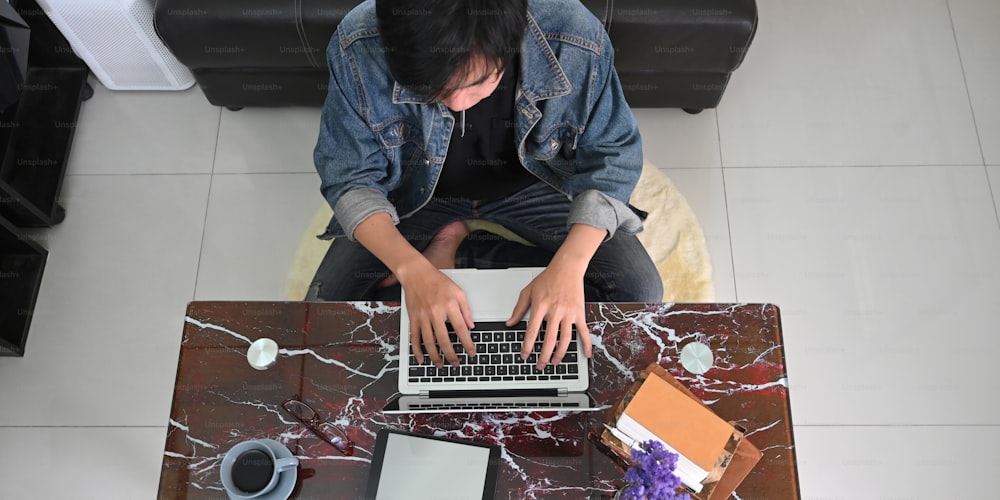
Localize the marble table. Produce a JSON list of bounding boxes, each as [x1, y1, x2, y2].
[[158, 302, 800, 499]]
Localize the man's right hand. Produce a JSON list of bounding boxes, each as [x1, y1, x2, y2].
[[352, 213, 476, 368], [397, 260, 475, 368]]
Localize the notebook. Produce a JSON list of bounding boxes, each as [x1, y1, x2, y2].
[[592, 363, 762, 500], [383, 267, 597, 414], [615, 373, 735, 490]]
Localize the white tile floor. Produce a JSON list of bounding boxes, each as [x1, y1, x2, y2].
[[1, 1, 998, 498]]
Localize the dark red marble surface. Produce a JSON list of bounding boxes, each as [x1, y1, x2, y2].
[[158, 302, 799, 499]]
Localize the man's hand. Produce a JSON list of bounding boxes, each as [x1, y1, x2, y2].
[[507, 264, 592, 368], [352, 213, 475, 368], [398, 259, 475, 368], [506, 224, 605, 368]]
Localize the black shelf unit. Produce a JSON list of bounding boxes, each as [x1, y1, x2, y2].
[[0, 215, 46, 356], [0, 0, 91, 356], [1, 0, 90, 227], [0, 66, 88, 226]]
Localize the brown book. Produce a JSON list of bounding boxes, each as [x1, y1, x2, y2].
[[619, 373, 734, 474], [592, 363, 763, 500]]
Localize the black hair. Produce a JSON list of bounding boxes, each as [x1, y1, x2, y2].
[[375, 0, 528, 100]]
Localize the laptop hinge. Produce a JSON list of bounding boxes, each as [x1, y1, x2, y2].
[[419, 390, 430, 398], [558, 388, 568, 396], [427, 389, 560, 399]]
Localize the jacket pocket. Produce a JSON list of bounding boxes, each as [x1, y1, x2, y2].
[[526, 126, 580, 174], [376, 118, 422, 148], [376, 118, 424, 188]]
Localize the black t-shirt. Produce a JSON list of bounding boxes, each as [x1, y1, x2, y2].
[[433, 58, 538, 200]]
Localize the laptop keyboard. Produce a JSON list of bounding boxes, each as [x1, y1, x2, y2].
[[406, 322, 582, 384], [408, 402, 582, 410]]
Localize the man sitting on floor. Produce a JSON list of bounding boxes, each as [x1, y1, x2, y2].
[[309, 0, 662, 370]]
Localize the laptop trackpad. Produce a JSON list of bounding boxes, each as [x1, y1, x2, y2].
[[441, 268, 543, 320]]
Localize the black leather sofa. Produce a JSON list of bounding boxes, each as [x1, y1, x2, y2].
[[153, 0, 756, 112]]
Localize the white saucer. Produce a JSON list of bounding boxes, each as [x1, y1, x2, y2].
[[225, 439, 297, 500]]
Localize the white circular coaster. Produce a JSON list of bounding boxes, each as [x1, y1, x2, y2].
[[680, 341, 714, 375], [247, 338, 279, 370]]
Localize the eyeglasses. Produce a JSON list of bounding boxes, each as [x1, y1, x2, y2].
[[281, 399, 355, 456]]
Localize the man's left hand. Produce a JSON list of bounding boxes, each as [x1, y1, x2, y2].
[[507, 263, 593, 368]]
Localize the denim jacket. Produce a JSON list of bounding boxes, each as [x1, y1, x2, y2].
[[314, 0, 644, 241]]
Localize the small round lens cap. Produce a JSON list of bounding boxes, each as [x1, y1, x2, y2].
[[247, 338, 279, 370], [680, 341, 713, 375]]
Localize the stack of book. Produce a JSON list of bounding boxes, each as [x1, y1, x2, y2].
[[592, 363, 762, 500]]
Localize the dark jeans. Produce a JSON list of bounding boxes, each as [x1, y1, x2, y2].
[[307, 182, 663, 302]]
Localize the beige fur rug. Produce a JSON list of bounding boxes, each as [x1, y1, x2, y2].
[[286, 162, 714, 302]]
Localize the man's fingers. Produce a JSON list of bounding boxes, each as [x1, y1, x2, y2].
[[552, 317, 574, 365], [537, 317, 560, 368], [459, 293, 475, 330], [420, 320, 442, 368], [522, 305, 546, 360], [449, 308, 475, 358], [434, 319, 459, 367], [410, 327, 424, 365], [507, 287, 531, 326]]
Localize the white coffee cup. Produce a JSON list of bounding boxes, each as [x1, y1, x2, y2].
[[220, 440, 298, 499]]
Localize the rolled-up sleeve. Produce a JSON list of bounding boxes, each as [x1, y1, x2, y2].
[[314, 34, 396, 241], [566, 30, 644, 240], [333, 187, 399, 238], [567, 189, 643, 238]]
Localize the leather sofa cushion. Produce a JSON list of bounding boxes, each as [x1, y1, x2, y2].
[[155, 0, 755, 73], [597, 0, 756, 73], [154, 0, 351, 70]]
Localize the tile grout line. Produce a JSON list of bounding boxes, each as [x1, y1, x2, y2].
[[211, 171, 316, 176], [708, 163, 986, 170], [945, 1, 999, 231], [945, 0, 988, 168], [987, 167, 1000, 231], [61, 164, 998, 177], [191, 108, 224, 300], [62, 171, 316, 177], [715, 108, 739, 302]]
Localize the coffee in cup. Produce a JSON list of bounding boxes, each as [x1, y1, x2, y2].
[[232, 449, 274, 494], [220, 440, 298, 499]]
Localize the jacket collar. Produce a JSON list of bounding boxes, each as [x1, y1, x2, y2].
[[517, 10, 573, 102], [392, 11, 572, 105]]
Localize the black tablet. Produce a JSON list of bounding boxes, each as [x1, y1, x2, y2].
[[364, 428, 501, 500]]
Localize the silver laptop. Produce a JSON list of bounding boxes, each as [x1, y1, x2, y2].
[[383, 267, 597, 414]]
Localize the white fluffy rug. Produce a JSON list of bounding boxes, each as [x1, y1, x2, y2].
[[286, 162, 714, 302]]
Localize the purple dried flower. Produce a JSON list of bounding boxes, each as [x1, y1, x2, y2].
[[620, 440, 690, 500]]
